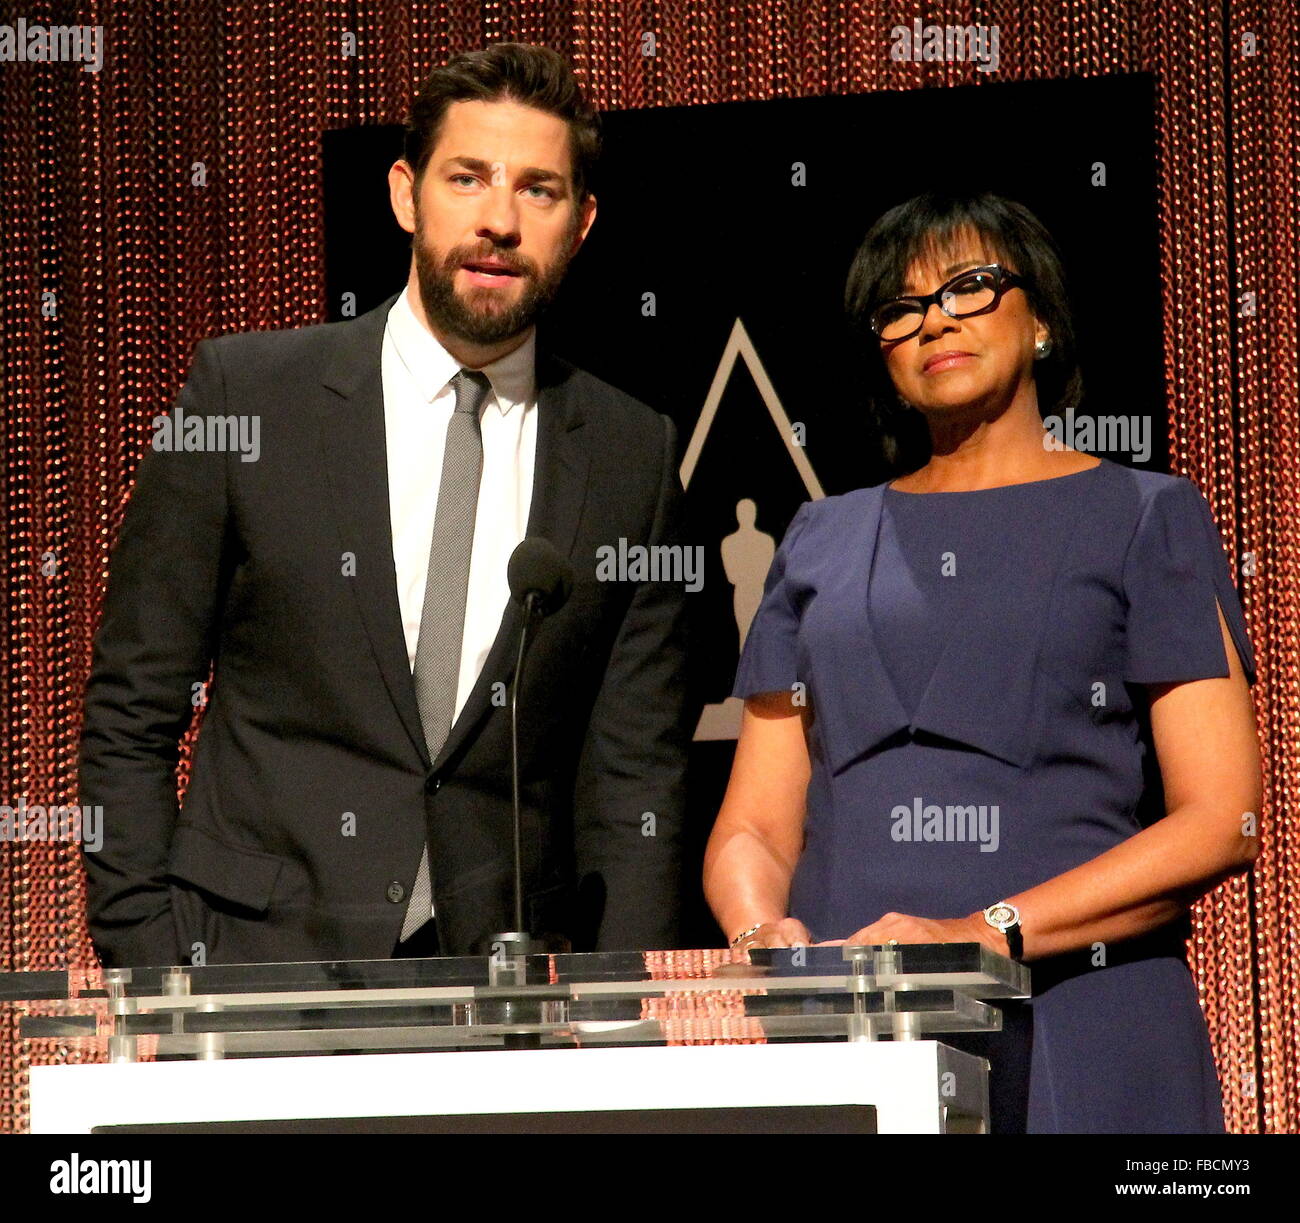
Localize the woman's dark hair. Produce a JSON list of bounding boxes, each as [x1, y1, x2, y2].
[[844, 190, 1084, 471], [403, 43, 602, 202]]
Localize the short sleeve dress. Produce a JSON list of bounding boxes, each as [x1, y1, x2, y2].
[[731, 458, 1257, 1134]]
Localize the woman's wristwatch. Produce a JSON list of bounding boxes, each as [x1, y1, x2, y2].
[[982, 901, 1024, 961]]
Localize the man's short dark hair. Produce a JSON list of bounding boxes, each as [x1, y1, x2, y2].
[[403, 42, 602, 203]]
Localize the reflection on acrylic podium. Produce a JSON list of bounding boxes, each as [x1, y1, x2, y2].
[[7, 943, 1029, 1134]]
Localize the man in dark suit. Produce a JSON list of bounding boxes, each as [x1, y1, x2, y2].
[[79, 43, 699, 967]]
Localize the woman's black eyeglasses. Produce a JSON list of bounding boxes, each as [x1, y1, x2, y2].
[[869, 264, 1028, 342]]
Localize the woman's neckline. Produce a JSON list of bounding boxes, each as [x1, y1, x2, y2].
[[885, 458, 1105, 495]]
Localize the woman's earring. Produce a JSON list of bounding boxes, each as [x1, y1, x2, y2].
[[1034, 339, 1053, 360]]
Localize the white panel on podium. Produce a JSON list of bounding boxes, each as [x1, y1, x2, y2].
[[31, 1040, 987, 1134]]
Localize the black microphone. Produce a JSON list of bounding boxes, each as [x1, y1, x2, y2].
[[507, 536, 573, 616], [493, 539, 574, 964]]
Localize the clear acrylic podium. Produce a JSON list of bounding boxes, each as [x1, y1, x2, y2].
[[6, 943, 1029, 1133]]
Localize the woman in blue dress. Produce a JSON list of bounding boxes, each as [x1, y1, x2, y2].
[[703, 190, 1262, 1134]]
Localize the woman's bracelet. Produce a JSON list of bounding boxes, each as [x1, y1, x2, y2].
[[729, 923, 765, 949]]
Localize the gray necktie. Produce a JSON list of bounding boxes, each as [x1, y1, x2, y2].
[[400, 367, 492, 942]]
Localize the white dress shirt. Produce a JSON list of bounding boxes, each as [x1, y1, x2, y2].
[[381, 283, 538, 729]]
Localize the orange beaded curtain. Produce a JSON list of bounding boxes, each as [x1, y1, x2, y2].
[[0, 1, 1295, 1135]]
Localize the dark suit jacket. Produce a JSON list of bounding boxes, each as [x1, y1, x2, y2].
[[79, 292, 699, 967]]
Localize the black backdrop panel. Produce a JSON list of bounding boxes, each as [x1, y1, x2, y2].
[[323, 75, 1163, 946]]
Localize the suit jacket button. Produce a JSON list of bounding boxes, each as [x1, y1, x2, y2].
[[425, 777, 441, 794], [386, 881, 405, 904]]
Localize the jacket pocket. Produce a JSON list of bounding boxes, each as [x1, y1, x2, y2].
[[165, 823, 293, 915], [169, 881, 216, 965]]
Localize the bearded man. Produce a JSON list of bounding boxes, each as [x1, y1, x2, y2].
[[79, 43, 698, 966]]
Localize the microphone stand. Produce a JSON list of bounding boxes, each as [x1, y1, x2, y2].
[[487, 591, 543, 1048], [506, 589, 540, 954]]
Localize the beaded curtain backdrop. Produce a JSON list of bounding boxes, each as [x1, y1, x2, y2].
[[0, 1, 1295, 1135]]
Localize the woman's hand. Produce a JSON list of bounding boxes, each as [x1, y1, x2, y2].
[[731, 917, 814, 955], [817, 911, 999, 951], [705, 693, 814, 957]]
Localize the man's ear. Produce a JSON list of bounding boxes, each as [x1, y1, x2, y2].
[[388, 160, 417, 235], [570, 192, 597, 256]]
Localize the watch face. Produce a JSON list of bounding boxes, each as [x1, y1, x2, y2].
[[986, 903, 1016, 928]]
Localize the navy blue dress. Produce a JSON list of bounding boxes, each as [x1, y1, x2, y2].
[[731, 459, 1257, 1133]]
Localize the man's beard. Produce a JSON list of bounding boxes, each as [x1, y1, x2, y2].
[[413, 214, 577, 346]]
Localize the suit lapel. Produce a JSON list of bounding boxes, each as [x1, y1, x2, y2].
[[316, 293, 432, 767], [317, 301, 590, 774], [431, 346, 589, 772]]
